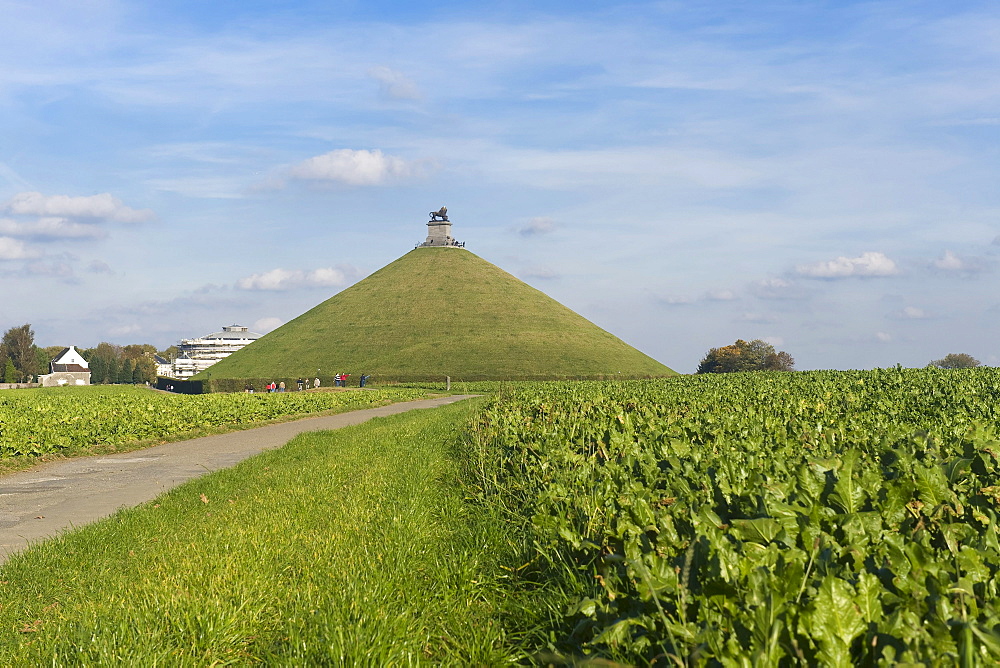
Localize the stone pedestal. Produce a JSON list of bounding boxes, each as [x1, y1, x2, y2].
[[423, 220, 453, 246], [419, 217, 464, 248]]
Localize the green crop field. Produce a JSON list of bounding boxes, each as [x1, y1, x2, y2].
[[469, 368, 1000, 664], [2, 369, 999, 664], [0, 385, 428, 459]]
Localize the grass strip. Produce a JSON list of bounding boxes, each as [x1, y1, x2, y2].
[[0, 397, 535, 664]]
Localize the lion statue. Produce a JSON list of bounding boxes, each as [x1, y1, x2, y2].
[[429, 206, 448, 221]]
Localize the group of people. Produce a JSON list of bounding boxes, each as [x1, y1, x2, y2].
[[333, 373, 371, 387], [241, 374, 370, 393], [294, 378, 321, 391]]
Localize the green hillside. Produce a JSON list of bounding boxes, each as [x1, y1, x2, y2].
[[199, 248, 674, 381]]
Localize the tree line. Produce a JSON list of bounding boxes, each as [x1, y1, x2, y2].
[[1, 323, 167, 385], [697, 340, 984, 374]]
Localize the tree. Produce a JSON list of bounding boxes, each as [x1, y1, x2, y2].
[[4, 359, 17, 383], [87, 342, 122, 384], [106, 356, 119, 384], [34, 345, 61, 377], [76, 341, 162, 384], [763, 350, 796, 372], [123, 344, 157, 360], [158, 345, 179, 361], [133, 356, 156, 385], [118, 358, 135, 384], [697, 339, 795, 374], [1, 324, 38, 382], [89, 356, 107, 385], [929, 353, 980, 369]]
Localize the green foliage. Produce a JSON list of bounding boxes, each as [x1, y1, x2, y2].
[[931, 353, 981, 369], [88, 356, 106, 385], [467, 369, 1000, 664], [698, 338, 794, 373], [132, 356, 155, 384], [117, 358, 134, 384], [34, 345, 56, 377], [1, 323, 37, 382], [0, 386, 428, 457], [82, 342, 161, 385], [3, 359, 16, 384], [105, 356, 118, 385], [200, 248, 675, 381], [122, 343, 157, 359], [0, 400, 537, 664]]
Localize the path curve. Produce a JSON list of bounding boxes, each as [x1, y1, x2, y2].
[[0, 395, 478, 563]]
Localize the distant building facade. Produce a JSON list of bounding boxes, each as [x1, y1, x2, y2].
[[39, 346, 92, 387], [161, 325, 262, 379]]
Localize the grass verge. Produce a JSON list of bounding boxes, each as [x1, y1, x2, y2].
[[0, 397, 544, 664]]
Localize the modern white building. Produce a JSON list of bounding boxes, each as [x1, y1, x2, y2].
[[161, 325, 262, 379]]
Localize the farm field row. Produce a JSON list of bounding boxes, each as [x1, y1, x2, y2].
[[0, 385, 429, 459], [468, 368, 1000, 664]]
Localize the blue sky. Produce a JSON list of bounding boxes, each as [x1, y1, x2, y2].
[[1, 0, 998, 372]]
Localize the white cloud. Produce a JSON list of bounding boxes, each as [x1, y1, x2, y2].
[[288, 149, 431, 186], [750, 277, 809, 301], [368, 66, 422, 101], [875, 332, 892, 343], [0, 217, 107, 239], [308, 267, 352, 286], [933, 250, 965, 271], [795, 251, 899, 278], [0, 236, 39, 260], [237, 268, 304, 291], [109, 324, 142, 336], [23, 259, 74, 278], [658, 295, 694, 305], [87, 259, 114, 274], [899, 306, 928, 319], [704, 289, 736, 301], [928, 250, 991, 274], [4, 192, 154, 223], [518, 217, 557, 237], [236, 266, 354, 291], [252, 317, 283, 333]]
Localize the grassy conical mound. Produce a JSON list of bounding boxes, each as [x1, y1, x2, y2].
[[199, 248, 674, 381]]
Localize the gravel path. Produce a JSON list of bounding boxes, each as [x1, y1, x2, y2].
[[0, 395, 478, 564]]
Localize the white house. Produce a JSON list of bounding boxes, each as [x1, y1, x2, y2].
[[39, 346, 92, 387]]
